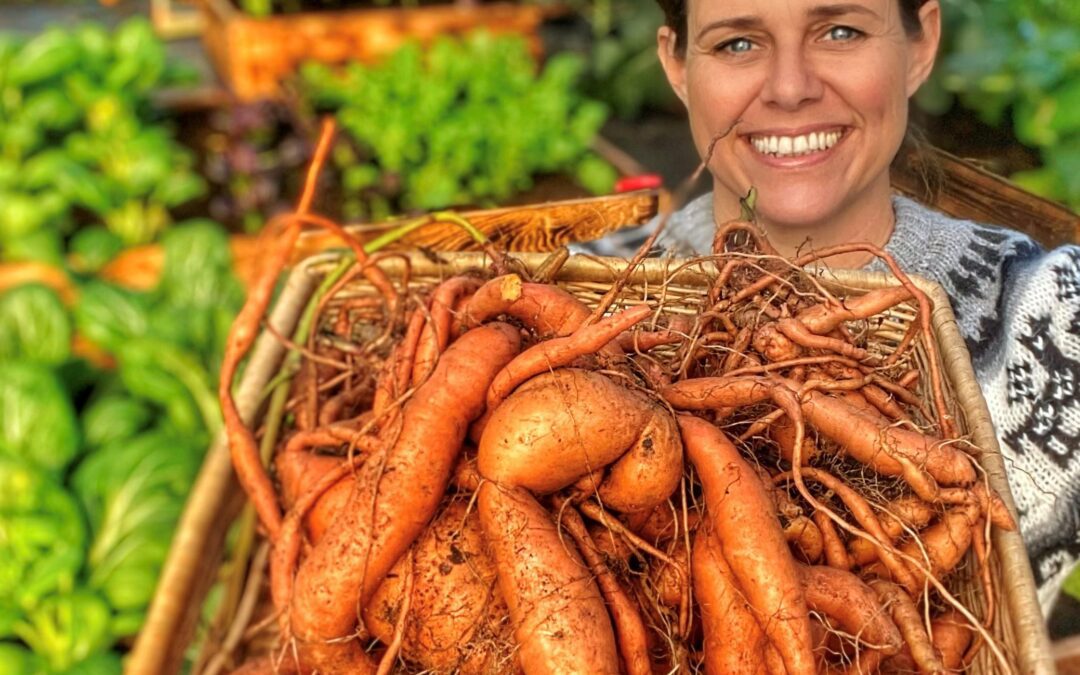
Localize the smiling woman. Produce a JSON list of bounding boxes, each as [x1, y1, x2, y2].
[[583, 0, 1080, 620], [655, 0, 939, 265]]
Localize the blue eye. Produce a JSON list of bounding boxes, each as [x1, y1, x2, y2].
[[826, 25, 862, 41], [718, 37, 755, 54]]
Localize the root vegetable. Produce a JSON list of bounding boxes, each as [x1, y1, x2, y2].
[[363, 500, 509, 673], [288, 322, 520, 670], [799, 565, 902, 656], [678, 414, 816, 675], [479, 483, 619, 675], [479, 368, 681, 514], [692, 527, 770, 675]]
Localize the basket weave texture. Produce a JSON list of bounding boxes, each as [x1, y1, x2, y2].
[[128, 250, 1055, 675]]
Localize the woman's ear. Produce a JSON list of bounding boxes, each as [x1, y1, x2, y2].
[[657, 26, 689, 105], [906, 0, 942, 97]]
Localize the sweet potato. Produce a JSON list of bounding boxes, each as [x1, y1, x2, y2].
[[479, 483, 619, 675], [800, 566, 902, 656], [479, 368, 681, 514], [363, 500, 510, 673], [678, 414, 816, 675], [693, 526, 770, 675], [288, 322, 520, 670]]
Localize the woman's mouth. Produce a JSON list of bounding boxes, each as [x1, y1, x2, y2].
[[748, 128, 847, 159]]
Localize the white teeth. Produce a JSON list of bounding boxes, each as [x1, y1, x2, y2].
[[750, 130, 844, 158]]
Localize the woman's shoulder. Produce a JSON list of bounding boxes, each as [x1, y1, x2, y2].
[[883, 196, 1080, 359]]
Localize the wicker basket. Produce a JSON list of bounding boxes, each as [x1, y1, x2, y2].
[[127, 250, 1055, 675]]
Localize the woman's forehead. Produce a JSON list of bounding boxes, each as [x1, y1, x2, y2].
[[689, 0, 894, 23]]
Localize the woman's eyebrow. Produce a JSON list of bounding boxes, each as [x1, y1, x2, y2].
[[696, 15, 763, 39], [807, 3, 882, 21]]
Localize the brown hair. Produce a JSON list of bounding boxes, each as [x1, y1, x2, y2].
[[657, 0, 931, 55]]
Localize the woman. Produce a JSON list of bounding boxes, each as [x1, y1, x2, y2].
[[585, 0, 1080, 611]]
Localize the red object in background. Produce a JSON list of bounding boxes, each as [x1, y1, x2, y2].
[[615, 174, 663, 193]]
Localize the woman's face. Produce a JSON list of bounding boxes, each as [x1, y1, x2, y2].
[[658, 0, 940, 229]]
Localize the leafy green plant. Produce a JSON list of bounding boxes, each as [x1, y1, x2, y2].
[[920, 0, 1080, 208], [567, 0, 679, 120], [0, 221, 243, 671], [299, 31, 617, 220], [0, 19, 204, 263]]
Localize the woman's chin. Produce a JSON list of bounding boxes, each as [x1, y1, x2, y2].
[[750, 188, 844, 231]]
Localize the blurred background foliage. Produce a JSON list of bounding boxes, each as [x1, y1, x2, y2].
[[913, 0, 1078, 209]]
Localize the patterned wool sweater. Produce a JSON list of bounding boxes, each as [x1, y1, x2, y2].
[[579, 192, 1080, 611]]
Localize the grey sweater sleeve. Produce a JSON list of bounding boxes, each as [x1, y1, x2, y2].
[[580, 193, 1080, 612]]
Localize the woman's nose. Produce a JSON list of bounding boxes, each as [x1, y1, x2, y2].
[[760, 46, 824, 111]]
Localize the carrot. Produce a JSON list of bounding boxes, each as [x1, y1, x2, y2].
[[812, 511, 848, 569], [479, 483, 619, 674], [692, 526, 770, 675], [867, 502, 980, 587], [769, 412, 819, 465], [849, 496, 937, 566], [274, 451, 352, 543], [795, 285, 913, 335], [371, 303, 427, 417], [677, 414, 816, 675], [779, 467, 920, 592], [459, 274, 590, 338], [479, 368, 681, 514], [288, 322, 520, 670], [650, 543, 689, 608], [799, 566, 902, 656]]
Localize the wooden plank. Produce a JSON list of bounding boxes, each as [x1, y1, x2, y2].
[[892, 145, 1079, 248], [99, 190, 662, 289]]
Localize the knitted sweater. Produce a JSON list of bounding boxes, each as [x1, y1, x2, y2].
[[578, 192, 1080, 611]]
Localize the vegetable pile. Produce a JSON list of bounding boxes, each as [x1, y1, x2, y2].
[[298, 31, 618, 221], [216, 126, 1019, 674], [0, 222, 242, 673], [0, 18, 203, 267]]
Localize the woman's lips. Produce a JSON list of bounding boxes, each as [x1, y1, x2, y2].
[[744, 127, 849, 169]]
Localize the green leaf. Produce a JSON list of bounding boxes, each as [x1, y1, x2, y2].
[[0, 193, 48, 241], [0, 642, 45, 675], [13, 590, 112, 672], [1, 228, 65, 267], [0, 284, 71, 365], [158, 220, 242, 312], [0, 456, 86, 637], [1064, 561, 1080, 601], [80, 394, 153, 450], [73, 429, 200, 621], [73, 281, 151, 354], [6, 29, 81, 87], [68, 227, 123, 275], [0, 363, 80, 474]]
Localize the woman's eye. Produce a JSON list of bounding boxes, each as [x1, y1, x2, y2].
[[825, 25, 862, 41], [717, 37, 755, 54]]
